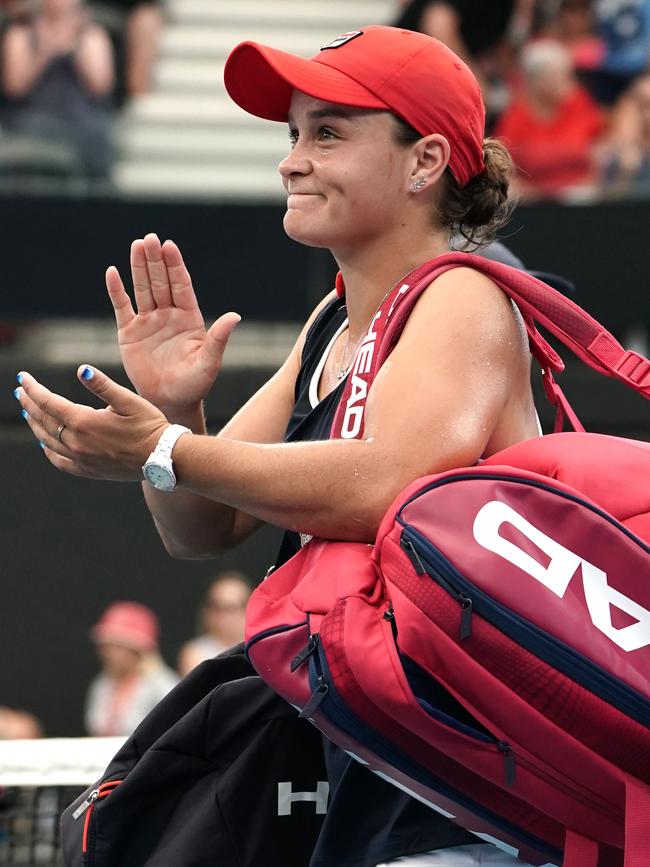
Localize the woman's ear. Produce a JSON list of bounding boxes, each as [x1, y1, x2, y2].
[[409, 133, 451, 192]]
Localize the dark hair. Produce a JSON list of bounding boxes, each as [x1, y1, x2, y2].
[[392, 115, 514, 250]]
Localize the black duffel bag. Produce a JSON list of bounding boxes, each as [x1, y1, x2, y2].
[[60, 647, 327, 867]]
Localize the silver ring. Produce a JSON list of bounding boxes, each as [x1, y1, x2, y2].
[[55, 423, 66, 442]]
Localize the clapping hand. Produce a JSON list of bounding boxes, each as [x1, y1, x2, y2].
[[15, 366, 169, 481], [107, 234, 240, 417]]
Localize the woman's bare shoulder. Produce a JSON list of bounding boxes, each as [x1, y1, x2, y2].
[[402, 265, 528, 352]]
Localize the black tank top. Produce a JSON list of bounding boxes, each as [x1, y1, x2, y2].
[[277, 296, 477, 867]]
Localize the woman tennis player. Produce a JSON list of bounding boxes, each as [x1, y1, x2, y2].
[[16, 25, 540, 866]]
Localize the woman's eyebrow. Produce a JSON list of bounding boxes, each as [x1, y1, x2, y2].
[[287, 106, 363, 125]]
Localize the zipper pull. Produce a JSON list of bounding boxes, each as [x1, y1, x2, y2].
[[459, 595, 473, 641], [73, 789, 99, 820], [400, 536, 425, 575], [299, 679, 328, 719], [291, 635, 318, 672], [497, 742, 516, 787]]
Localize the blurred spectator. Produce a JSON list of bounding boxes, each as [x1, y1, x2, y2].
[[589, 0, 650, 106], [494, 39, 606, 199], [88, 0, 163, 101], [601, 70, 650, 193], [393, 0, 520, 121], [85, 601, 178, 737], [177, 572, 251, 677], [542, 0, 605, 74], [0, 706, 42, 739], [0, 0, 115, 180]]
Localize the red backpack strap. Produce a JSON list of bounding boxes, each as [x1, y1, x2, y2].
[[563, 830, 599, 867], [330, 258, 452, 439], [624, 774, 650, 867], [330, 253, 649, 440], [456, 252, 650, 397], [541, 368, 586, 434]]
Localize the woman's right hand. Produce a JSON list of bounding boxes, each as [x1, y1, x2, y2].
[[106, 233, 240, 416]]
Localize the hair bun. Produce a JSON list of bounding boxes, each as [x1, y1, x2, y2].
[[444, 138, 514, 249]]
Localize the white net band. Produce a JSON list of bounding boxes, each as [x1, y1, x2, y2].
[[0, 737, 125, 787]]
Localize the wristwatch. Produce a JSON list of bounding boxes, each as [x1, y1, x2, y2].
[[142, 424, 192, 492]]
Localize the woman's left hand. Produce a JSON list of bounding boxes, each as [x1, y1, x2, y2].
[[15, 365, 170, 481]]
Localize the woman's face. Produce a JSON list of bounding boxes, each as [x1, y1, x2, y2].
[[203, 578, 250, 645], [96, 642, 141, 678], [279, 91, 416, 255]]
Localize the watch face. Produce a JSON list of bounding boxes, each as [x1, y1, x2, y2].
[[144, 463, 175, 491]]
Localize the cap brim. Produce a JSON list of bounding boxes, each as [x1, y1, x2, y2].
[[224, 41, 389, 122]]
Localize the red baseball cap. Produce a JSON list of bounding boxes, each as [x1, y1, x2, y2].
[[91, 601, 159, 652], [224, 25, 485, 187]]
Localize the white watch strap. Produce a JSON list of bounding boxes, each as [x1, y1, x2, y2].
[[153, 424, 192, 459]]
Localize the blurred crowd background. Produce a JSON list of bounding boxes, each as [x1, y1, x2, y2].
[[2, 0, 650, 200], [0, 0, 648, 743], [1, 570, 251, 739]]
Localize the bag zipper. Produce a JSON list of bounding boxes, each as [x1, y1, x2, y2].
[[73, 779, 123, 860], [401, 536, 473, 640], [399, 524, 648, 727], [245, 619, 309, 658], [291, 633, 319, 672]]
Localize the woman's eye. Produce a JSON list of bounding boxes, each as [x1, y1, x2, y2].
[[287, 127, 336, 148]]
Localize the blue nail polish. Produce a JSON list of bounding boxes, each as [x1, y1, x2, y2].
[[21, 409, 29, 419], [13, 388, 20, 400], [16, 373, 23, 385], [39, 441, 45, 449], [81, 366, 94, 381]]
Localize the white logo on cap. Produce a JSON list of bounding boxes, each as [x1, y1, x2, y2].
[[321, 31, 363, 50]]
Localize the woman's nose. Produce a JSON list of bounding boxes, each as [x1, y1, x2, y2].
[[278, 142, 311, 180]]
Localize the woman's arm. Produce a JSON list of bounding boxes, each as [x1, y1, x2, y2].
[[1, 25, 50, 98], [170, 269, 532, 539], [102, 229, 333, 558], [18, 268, 532, 544], [140, 290, 336, 558], [74, 24, 114, 97], [141, 355, 298, 557]]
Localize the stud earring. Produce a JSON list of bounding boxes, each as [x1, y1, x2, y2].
[[411, 177, 426, 192]]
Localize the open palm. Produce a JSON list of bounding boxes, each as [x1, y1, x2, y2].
[[106, 234, 240, 413]]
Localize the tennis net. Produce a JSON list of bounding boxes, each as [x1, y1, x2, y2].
[[0, 737, 124, 866]]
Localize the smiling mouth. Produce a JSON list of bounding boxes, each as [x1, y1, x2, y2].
[[286, 193, 323, 207]]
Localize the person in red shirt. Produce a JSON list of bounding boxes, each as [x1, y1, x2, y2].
[[495, 38, 605, 199]]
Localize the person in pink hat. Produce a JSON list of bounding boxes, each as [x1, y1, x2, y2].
[[85, 601, 178, 737], [18, 25, 540, 865]]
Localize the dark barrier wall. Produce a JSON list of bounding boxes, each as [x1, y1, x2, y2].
[[0, 194, 649, 334], [0, 195, 331, 323]]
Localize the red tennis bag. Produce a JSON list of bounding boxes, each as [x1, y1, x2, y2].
[[245, 254, 650, 867]]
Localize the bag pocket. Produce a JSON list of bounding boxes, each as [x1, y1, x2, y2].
[[306, 597, 568, 863], [315, 593, 623, 849], [397, 525, 650, 779]]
